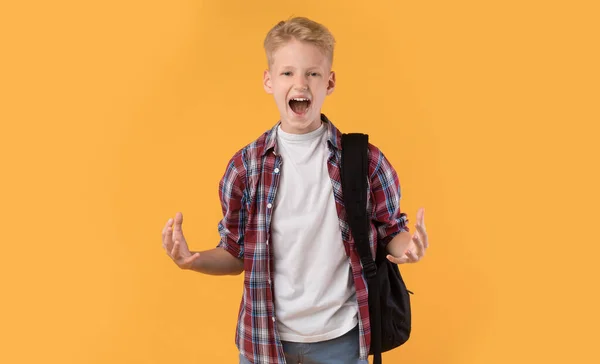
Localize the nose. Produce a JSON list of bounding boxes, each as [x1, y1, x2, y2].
[[294, 74, 309, 90]]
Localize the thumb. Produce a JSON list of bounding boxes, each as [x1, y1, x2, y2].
[[184, 252, 201, 268]]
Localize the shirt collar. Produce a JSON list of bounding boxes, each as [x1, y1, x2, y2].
[[262, 113, 342, 156]]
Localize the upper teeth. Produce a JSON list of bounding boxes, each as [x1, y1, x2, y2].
[[292, 98, 309, 101]]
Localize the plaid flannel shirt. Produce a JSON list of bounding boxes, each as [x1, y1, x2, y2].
[[217, 114, 409, 364]]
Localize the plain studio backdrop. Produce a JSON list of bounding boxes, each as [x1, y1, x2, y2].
[[1, 1, 598, 363]]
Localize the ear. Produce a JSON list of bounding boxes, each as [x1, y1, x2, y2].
[[263, 69, 273, 94], [326, 70, 336, 95]]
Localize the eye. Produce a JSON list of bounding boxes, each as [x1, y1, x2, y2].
[[282, 71, 292, 76], [309, 72, 320, 77]]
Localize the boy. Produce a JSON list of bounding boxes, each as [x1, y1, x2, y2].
[[162, 17, 429, 364]]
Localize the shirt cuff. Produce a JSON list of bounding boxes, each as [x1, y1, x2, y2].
[[217, 239, 243, 259]]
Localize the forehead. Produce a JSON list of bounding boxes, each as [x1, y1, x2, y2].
[[271, 39, 330, 69]]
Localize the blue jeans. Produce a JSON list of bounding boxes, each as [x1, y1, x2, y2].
[[239, 325, 368, 364]]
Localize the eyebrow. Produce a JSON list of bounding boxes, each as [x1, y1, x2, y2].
[[279, 66, 323, 71]]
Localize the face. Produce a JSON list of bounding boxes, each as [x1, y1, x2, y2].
[[263, 39, 336, 134]]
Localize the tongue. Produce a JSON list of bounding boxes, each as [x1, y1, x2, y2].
[[290, 100, 310, 114]]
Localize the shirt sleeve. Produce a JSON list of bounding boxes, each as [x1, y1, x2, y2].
[[368, 145, 410, 247], [216, 152, 247, 259]]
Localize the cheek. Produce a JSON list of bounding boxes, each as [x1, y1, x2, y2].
[[272, 82, 288, 96], [274, 87, 288, 106], [313, 79, 329, 93], [313, 87, 328, 101]]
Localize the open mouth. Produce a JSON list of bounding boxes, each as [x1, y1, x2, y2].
[[288, 98, 311, 116]]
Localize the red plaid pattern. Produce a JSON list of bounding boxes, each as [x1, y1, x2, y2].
[[217, 114, 409, 363]]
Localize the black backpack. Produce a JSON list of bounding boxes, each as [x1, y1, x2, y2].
[[341, 133, 413, 364]]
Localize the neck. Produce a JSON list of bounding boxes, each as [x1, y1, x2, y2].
[[280, 116, 323, 135]]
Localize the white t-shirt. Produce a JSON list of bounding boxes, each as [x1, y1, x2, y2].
[[271, 123, 358, 343]]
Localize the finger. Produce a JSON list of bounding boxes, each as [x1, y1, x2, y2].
[[171, 239, 181, 259], [417, 207, 425, 227], [415, 224, 429, 249], [165, 226, 174, 252], [412, 233, 425, 258], [174, 212, 183, 232], [162, 218, 173, 249], [173, 212, 186, 243], [164, 218, 173, 229], [163, 218, 173, 238], [406, 249, 420, 262], [387, 254, 410, 265]]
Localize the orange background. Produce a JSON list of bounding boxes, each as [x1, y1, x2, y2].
[[1, 0, 599, 363]]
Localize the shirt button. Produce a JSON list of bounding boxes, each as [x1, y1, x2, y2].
[[267, 203, 272, 209], [272, 317, 276, 322], [268, 279, 272, 284], [266, 240, 269, 245], [274, 168, 280, 173]]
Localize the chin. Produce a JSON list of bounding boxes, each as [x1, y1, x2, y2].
[[281, 118, 321, 134]]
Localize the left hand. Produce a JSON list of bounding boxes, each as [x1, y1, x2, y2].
[[387, 208, 429, 264]]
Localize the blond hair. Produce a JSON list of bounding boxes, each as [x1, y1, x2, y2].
[[264, 17, 336, 68]]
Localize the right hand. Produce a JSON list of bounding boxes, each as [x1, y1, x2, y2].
[[162, 212, 200, 269]]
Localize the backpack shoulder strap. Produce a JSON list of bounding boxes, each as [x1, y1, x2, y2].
[[342, 132, 387, 364], [341, 133, 377, 278]]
